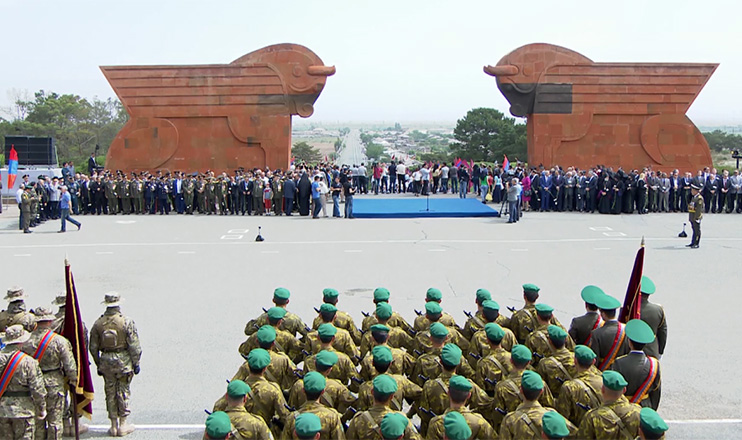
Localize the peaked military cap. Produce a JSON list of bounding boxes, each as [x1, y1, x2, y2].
[[595, 293, 621, 310], [580, 285, 604, 304], [625, 319, 656, 344], [640, 276, 656, 295]]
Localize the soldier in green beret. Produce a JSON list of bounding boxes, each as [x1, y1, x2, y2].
[[361, 288, 414, 335], [241, 309, 302, 363], [554, 345, 604, 426], [346, 375, 422, 440], [442, 411, 471, 440], [417, 344, 491, 434], [244, 288, 308, 340], [541, 411, 571, 439], [412, 302, 469, 355], [303, 324, 360, 388], [410, 323, 476, 389], [379, 413, 412, 440], [425, 375, 495, 439], [525, 304, 576, 366], [611, 319, 661, 410], [500, 370, 577, 439], [638, 407, 668, 440], [509, 284, 565, 344], [637, 276, 667, 360], [220, 380, 272, 439], [304, 304, 359, 363], [474, 323, 513, 395], [467, 300, 517, 369], [412, 288, 459, 332], [537, 325, 577, 397], [311, 288, 362, 345], [288, 351, 356, 418], [233, 325, 299, 391], [292, 413, 321, 440], [203, 411, 234, 439], [577, 370, 641, 439], [355, 346, 422, 413], [568, 285, 604, 346], [462, 288, 503, 340], [280, 372, 346, 440], [590, 293, 629, 371], [359, 303, 413, 359], [359, 325, 415, 381]]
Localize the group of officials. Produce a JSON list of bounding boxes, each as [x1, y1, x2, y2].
[[0, 287, 141, 439], [205, 280, 669, 439]]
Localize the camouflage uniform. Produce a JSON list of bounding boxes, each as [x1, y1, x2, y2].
[[312, 311, 362, 346], [488, 370, 554, 430], [361, 312, 413, 335], [509, 305, 565, 344], [0, 302, 33, 333], [474, 347, 512, 395], [0, 346, 47, 440], [287, 377, 356, 415], [417, 370, 491, 434], [22, 328, 77, 440], [89, 307, 142, 420], [537, 347, 577, 398], [304, 328, 359, 364], [232, 350, 298, 392], [355, 374, 421, 412], [303, 349, 359, 387], [345, 405, 422, 440], [410, 347, 476, 388], [554, 367, 603, 426], [525, 323, 575, 366], [246, 310, 308, 340], [359, 328, 413, 359], [412, 313, 458, 333], [467, 327, 517, 368], [577, 396, 641, 439], [214, 376, 290, 438], [240, 327, 302, 364], [359, 347, 414, 382], [500, 402, 576, 440], [412, 327, 469, 357], [426, 407, 495, 440], [279, 401, 346, 440], [224, 405, 273, 440]]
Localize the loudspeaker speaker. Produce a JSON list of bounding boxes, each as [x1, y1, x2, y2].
[[4, 136, 58, 166]]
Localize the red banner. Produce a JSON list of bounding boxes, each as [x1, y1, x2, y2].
[[63, 261, 95, 419], [619, 238, 645, 323]]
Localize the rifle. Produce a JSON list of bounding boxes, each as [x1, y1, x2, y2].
[[418, 374, 430, 383], [524, 325, 533, 333], [532, 352, 544, 360], [469, 352, 482, 361], [294, 370, 305, 380], [351, 376, 365, 385], [577, 402, 591, 411], [463, 310, 474, 319], [413, 349, 423, 357], [314, 307, 320, 314], [419, 407, 437, 418], [204, 409, 212, 415], [494, 407, 507, 415], [302, 350, 312, 358], [507, 306, 517, 313], [262, 307, 268, 313], [414, 309, 423, 316], [361, 311, 370, 318]]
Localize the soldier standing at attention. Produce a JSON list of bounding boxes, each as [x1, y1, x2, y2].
[[345, 375, 421, 440], [183, 175, 195, 215], [21, 185, 33, 233], [245, 288, 308, 341], [425, 375, 495, 440], [510, 284, 542, 344], [687, 183, 704, 248], [577, 371, 641, 439], [590, 293, 629, 371], [568, 286, 604, 346], [474, 323, 512, 395], [410, 323, 475, 388], [89, 293, 142, 436], [525, 304, 575, 367], [311, 289, 362, 346], [413, 288, 458, 332], [354, 346, 421, 413], [537, 325, 577, 398], [541, 411, 572, 440], [290, 413, 322, 440], [611, 320, 661, 410], [359, 303, 413, 358], [467, 300, 516, 369], [280, 372, 346, 440], [202, 411, 233, 440], [361, 288, 414, 335], [0, 325, 47, 439], [220, 380, 273, 440], [637, 277, 667, 360], [287, 351, 356, 416], [0, 287, 33, 332], [303, 325, 359, 387], [22, 308, 78, 439], [461, 289, 493, 340], [233, 325, 298, 392], [554, 345, 604, 426]]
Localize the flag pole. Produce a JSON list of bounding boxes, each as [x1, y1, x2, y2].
[[72, 391, 79, 440]]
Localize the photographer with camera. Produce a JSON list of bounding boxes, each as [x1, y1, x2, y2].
[[506, 177, 522, 223]]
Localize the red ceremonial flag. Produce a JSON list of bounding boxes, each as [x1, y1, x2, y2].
[[619, 237, 645, 323], [63, 260, 95, 420]]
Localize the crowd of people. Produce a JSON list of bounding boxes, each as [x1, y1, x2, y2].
[[203, 281, 669, 439]]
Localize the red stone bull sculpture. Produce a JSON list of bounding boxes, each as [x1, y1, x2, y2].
[[485, 43, 716, 172], [101, 44, 334, 173]]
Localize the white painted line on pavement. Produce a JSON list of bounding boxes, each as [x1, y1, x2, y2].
[[13, 254, 31, 257], [603, 232, 627, 237], [593, 247, 611, 250], [115, 220, 136, 224], [96, 251, 113, 255], [178, 251, 196, 254], [228, 229, 249, 234], [666, 419, 742, 424], [220, 235, 243, 240], [88, 424, 204, 430], [428, 249, 446, 252], [511, 248, 529, 252], [261, 251, 279, 254], [589, 226, 613, 231]]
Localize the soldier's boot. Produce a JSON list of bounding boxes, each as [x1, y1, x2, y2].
[[118, 417, 135, 436], [108, 418, 119, 436]]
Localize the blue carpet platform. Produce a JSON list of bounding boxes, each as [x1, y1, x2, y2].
[[353, 197, 500, 218]]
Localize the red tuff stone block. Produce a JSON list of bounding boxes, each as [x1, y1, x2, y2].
[[484, 43, 716, 172], [101, 44, 335, 173]]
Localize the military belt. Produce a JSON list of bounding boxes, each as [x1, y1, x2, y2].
[[101, 348, 126, 353], [2, 391, 31, 398], [41, 368, 61, 374]]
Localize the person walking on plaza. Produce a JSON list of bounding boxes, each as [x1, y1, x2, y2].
[[58, 186, 81, 233], [687, 183, 704, 248]]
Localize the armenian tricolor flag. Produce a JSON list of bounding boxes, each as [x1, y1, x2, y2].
[[7, 145, 18, 189]]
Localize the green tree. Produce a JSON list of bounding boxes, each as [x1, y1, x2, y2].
[[452, 108, 526, 162], [703, 130, 742, 152], [292, 141, 322, 164], [365, 143, 385, 161]]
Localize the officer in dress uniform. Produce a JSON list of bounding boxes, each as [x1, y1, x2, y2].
[[687, 184, 704, 248], [637, 276, 667, 360], [568, 286, 604, 346], [611, 320, 661, 410], [589, 293, 629, 371]]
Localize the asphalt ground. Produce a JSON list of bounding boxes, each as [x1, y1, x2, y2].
[[1, 197, 740, 439]]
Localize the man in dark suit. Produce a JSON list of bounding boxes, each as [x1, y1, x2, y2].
[[568, 286, 603, 346], [637, 276, 667, 360], [87, 153, 97, 176], [704, 169, 719, 213], [611, 319, 661, 410], [283, 173, 296, 216], [585, 170, 597, 213], [669, 169, 680, 212], [719, 169, 731, 213], [680, 172, 693, 212], [590, 293, 629, 372], [554, 170, 565, 211]]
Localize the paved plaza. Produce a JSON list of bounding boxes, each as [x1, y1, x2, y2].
[[0, 201, 740, 439]]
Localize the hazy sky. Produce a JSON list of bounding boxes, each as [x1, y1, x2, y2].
[[2, 0, 740, 125]]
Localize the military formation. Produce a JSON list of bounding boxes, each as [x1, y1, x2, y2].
[[205, 281, 670, 439], [0, 287, 141, 439]]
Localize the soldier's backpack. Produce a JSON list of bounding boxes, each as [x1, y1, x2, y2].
[[100, 313, 127, 350]]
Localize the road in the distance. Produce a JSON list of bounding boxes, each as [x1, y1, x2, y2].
[[335, 128, 366, 166]]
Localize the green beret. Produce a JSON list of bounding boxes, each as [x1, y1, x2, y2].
[[449, 375, 472, 392], [256, 325, 276, 344], [511, 344, 532, 363], [485, 323, 505, 343], [375, 302, 393, 321], [482, 299, 500, 312], [322, 288, 339, 300], [266, 307, 287, 320], [547, 325, 568, 343], [522, 283, 540, 293], [535, 303, 554, 316], [574, 345, 597, 363], [319, 303, 337, 314], [294, 413, 322, 438], [602, 370, 628, 391], [380, 413, 408, 439], [475, 288, 492, 303], [625, 319, 656, 344], [425, 301, 442, 316], [595, 294, 621, 310], [315, 350, 339, 368], [317, 323, 337, 339], [370, 324, 390, 334], [303, 371, 326, 394], [542, 411, 570, 438], [205, 412, 232, 439], [273, 287, 290, 300], [373, 374, 398, 395], [580, 285, 604, 305], [247, 348, 271, 370], [440, 343, 462, 367], [372, 345, 393, 365], [443, 411, 472, 440], [521, 370, 544, 392], [426, 287, 442, 301], [373, 287, 390, 302], [640, 276, 656, 295], [429, 322, 449, 339], [640, 407, 669, 436], [226, 380, 250, 398]]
